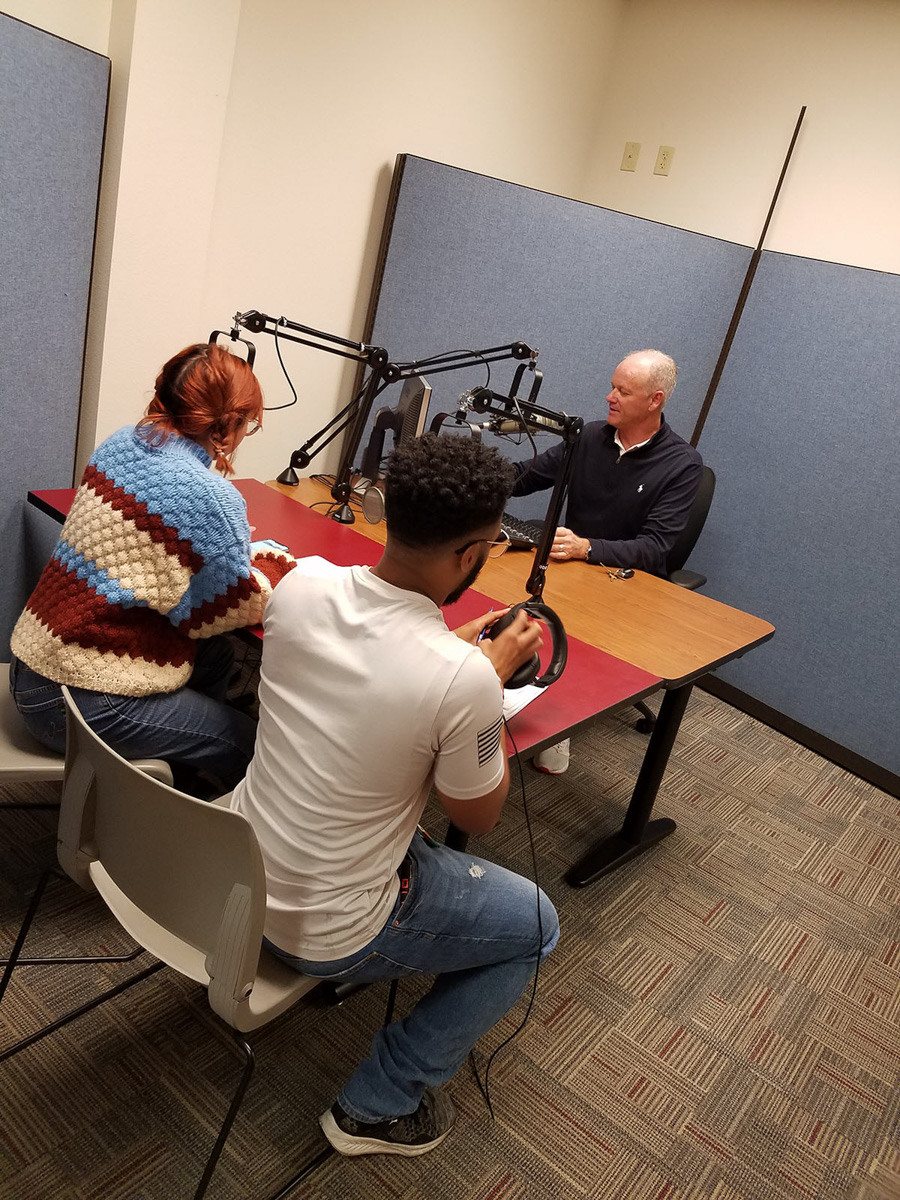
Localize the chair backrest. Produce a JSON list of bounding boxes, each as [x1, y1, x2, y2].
[[665, 464, 716, 576], [58, 688, 268, 1025]]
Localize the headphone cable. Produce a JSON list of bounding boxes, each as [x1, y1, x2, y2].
[[469, 715, 544, 1118]]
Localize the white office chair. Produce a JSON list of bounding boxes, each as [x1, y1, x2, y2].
[[0, 687, 396, 1199], [1, 673, 172, 971], [1, 664, 172, 793]]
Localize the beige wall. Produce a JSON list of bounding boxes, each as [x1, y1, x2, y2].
[[85, 0, 242, 461], [198, 0, 621, 483], [2, 0, 620, 480], [583, 0, 900, 272], [1, 0, 111, 53], [5, 0, 900, 481]]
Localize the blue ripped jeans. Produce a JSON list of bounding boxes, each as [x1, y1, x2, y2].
[[8, 638, 257, 792], [266, 831, 560, 1122]]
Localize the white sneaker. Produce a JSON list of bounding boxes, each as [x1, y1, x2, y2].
[[534, 739, 570, 774]]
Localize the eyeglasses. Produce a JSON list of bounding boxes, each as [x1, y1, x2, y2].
[[244, 419, 262, 436], [453, 531, 511, 559]]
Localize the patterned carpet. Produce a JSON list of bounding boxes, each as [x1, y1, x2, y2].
[[1, 690, 898, 1200]]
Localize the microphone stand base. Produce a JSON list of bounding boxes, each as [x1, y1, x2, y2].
[[276, 465, 300, 486], [330, 503, 355, 524]]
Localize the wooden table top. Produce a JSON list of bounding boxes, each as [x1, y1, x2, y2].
[[268, 478, 775, 687]]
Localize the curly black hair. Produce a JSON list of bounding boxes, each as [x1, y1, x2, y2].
[[384, 433, 515, 548]]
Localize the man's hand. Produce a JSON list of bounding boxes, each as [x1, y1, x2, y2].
[[550, 526, 591, 561], [478, 608, 543, 685], [453, 607, 511, 645]]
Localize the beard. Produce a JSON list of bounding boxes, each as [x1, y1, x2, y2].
[[444, 550, 488, 607]]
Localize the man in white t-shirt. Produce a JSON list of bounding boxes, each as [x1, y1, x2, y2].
[[231, 434, 559, 1158]]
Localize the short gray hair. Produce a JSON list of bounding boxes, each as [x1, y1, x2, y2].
[[625, 350, 678, 405]]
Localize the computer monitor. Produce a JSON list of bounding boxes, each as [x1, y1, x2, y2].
[[359, 375, 431, 483]]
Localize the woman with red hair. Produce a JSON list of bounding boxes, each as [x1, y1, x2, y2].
[[9, 343, 295, 795]]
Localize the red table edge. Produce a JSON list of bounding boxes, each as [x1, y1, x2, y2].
[[27, 481, 663, 761]]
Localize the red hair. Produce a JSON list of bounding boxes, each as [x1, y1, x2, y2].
[[138, 343, 263, 476]]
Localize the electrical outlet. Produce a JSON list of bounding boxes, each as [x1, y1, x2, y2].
[[653, 145, 674, 176], [620, 142, 640, 172]]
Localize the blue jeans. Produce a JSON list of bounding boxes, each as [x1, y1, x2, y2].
[[266, 831, 560, 1122], [8, 639, 257, 792]]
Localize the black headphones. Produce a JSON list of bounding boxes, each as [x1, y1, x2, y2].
[[486, 599, 568, 689]]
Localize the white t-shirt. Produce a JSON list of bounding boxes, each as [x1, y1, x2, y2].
[[230, 559, 506, 960]]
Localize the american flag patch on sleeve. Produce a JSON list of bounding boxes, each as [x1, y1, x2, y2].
[[477, 715, 503, 767]]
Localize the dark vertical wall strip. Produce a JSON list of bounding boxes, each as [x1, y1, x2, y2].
[[690, 106, 806, 447], [0, 15, 109, 658], [692, 250, 900, 776], [361, 155, 752, 520]]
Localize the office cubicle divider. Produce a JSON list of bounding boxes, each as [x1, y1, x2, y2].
[[361, 154, 900, 791], [692, 249, 900, 782], [0, 14, 109, 661], [360, 155, 752, 521]]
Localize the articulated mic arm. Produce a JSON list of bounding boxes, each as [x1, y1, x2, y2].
[[219, 308, 539, 523]]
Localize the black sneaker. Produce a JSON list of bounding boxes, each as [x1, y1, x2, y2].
[[319, 1089, 456, 1157]]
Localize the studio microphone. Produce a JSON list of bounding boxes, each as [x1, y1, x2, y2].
[[480, 413, 566, 435]]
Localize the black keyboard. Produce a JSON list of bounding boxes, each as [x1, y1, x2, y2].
[[501, 512, 544, 549]]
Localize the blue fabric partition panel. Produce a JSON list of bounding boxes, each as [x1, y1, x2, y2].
[[362, 155, 752, 519], [691, 250, 900, 776], [0, 15, 108, 659]]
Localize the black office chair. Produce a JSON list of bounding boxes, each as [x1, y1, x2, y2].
[[634, 464, 716, 733]]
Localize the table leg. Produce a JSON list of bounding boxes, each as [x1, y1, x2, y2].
[[564, 682, 693, 887]]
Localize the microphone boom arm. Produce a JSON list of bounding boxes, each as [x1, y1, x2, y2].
[[229, 307, 539, 523]]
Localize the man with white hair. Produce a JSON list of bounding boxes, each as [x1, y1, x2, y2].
[[512, 349, 702, 773], [513, 349, 701, 576]]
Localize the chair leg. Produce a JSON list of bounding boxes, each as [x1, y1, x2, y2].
[[192, 1032, 257, 1200], [0, 866, 161, 1063], [191, 978, 400, 1198], [266, 1148, 335, 1200], [0, 866, 57, 1004], [0, 867, 143, 970], [634, 700, 657, 734], [266, 979, 398, 1195], [2, 946, 145, 968], [0, 960, 165, 1064]]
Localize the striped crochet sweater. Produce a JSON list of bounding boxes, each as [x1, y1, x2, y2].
[[12, 425, 295, 697]]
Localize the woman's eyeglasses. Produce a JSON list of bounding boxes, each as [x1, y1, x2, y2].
[[245, 419, 262, 437], [453, 531, 511, 559]]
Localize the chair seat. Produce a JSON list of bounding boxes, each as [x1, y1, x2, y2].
[[1, 678, 69, 782], [1, 668, 172, 785]]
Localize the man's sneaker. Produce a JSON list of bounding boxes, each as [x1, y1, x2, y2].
[[319, 1088, 456, 1157], [534, 738, 570, 775]]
